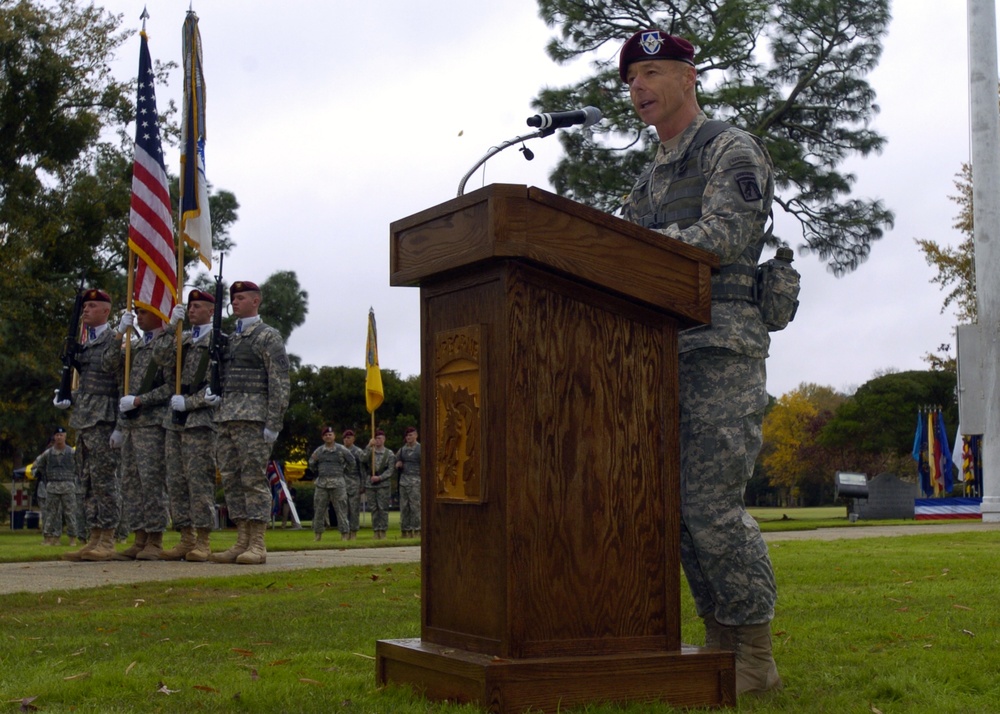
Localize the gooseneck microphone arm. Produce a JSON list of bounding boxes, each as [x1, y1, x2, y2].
[[456, 128, 554, 197]]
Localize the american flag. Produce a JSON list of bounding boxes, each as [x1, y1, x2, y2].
[[267, 460, 301, 526], [180, 11, 212, 268], [128, 31, 176, 322]]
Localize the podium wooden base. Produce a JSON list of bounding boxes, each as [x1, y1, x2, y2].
[[376, 638, 735, 713]]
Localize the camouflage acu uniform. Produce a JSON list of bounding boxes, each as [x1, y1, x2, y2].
[[120, 331, 172, 534], [156, 323, 218, 530], [33, 445, 78, 538], [622, 112, 777, 627], [344, 442, 365, 533], [396, 441, 421, 533], [308, 443, 356, 536], [215, 319, 291, 522], [362, 446, 395, 532], [69, 325, 123, 530]]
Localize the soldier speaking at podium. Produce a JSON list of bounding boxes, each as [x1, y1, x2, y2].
[[208, 280, 290, 564], [618, 29, 780, 695]]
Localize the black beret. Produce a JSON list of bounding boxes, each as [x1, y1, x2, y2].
[[619, 30, 695, 83]]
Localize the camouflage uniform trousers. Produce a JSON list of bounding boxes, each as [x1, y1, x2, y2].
[[216, 420, 273, 522], [76, 423, 122, 530], [165, 427, 218, 530], [345, 475, 361, 532], [678, 347, 777, 627], [121, 426, 170, 534], [368, 484, 391, 532], [399, 476, 421, 532], [314, 480, 349, 536], [73, 484, 88, 539], [42, 482, 77, 538]]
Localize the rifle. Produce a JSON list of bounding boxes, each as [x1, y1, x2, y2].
[[209, 255, 227, 396], [56, 271, 87, 404]]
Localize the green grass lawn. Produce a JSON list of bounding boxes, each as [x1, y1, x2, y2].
[[1, 528, 998, 713]]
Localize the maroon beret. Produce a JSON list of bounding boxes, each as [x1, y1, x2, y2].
[[342, 429, 355, 438], [82, 288, 111, 304], [404, 426, 417, 435], [229, 280, 260, 298], [619, 30, 695, 83], [375, 429, 385, 437], [322, 425, 334, 435], [187, 288, 215, 304]]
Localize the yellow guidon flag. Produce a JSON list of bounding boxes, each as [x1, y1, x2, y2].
[[365, 307, 384, 413]]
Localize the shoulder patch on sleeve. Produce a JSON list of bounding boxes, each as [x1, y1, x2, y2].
[[734, 171, 763, 202]]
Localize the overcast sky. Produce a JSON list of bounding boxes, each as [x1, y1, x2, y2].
[[97, 0, 981, 398]]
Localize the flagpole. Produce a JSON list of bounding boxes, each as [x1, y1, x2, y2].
[[174, 225, 184, 394], [124, 250, 136, 394]]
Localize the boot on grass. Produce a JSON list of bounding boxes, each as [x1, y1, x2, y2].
[[719, 622, 782, 695]]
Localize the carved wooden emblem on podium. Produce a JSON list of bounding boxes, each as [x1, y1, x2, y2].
[[434, 325, 484, 504]]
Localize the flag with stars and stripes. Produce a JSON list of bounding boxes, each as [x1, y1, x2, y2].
[[128, 30, 176, 322], [180, 10, 212, 268]]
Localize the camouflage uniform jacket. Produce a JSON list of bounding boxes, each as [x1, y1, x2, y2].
[[397, 442, 421, 485], [122, 330, 172, 429], [362, 446, 396, 489], [33, 446, 77, 492], [215, 319, 290, 432], [154, 323, 217, 431], [308, 443, 356, 488], [69, 325, 122, 430], [621, 112, 774, 359]]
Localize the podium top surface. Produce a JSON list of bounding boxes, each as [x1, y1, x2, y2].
[[389, 184, 718, 326]]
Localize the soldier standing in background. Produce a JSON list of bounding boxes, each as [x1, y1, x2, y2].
[[33, 427, 77, 546], [116, 307, 173, 561], [156, 290, 220, 562], [362, 429, 394, 540], [395, 426, 421, 538], [54, 289, 131, 562], [308, 426, 356, 541], [210, 281, 290, 565], [342, 429, 364, 539]]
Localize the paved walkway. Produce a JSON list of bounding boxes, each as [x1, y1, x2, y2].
[[2, 522, 998, 595]]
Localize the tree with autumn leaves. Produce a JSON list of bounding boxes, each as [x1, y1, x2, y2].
[[760, 371, 957, 506]]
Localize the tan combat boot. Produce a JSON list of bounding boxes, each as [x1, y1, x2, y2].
[[719, 622, 782, 695], [159, 528, 196, 561], [62, 528, 100, 561], [81, 528, 117, 562], [235, 521, 267, 564], [68, 536, 78, 546], [703, 612, 723, 649], [210, 521, 250, 563], [112, 530, 147, 561], [185, 528, 212, 562], [136, 530, 164, 561]]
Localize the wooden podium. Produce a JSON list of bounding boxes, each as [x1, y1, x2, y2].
[[376, 184, 734, 711]]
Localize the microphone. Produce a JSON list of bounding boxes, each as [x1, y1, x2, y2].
[[526, 106, 602, 130]]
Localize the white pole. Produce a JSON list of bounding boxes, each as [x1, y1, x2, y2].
[[968, 0, 1000, 521]]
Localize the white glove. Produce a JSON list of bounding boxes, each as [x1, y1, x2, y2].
[[203, 388, 221, 407], [170, 394, 187, 412], [119, 395, 138, 413], [263, 428, 279, 444], [116, 312, 135, 333], [52, 389, 71, 410], [109, 430, 124, 449], [169, 304, 186, 326]]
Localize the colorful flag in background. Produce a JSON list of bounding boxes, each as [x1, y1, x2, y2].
[[931, 410, 954, 495], [267, 460, 300, 526], [365, 308, 384, 413], [180, 11, 212, 268], [912, 411, 931, 497], [128, 30, 176, 322]]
